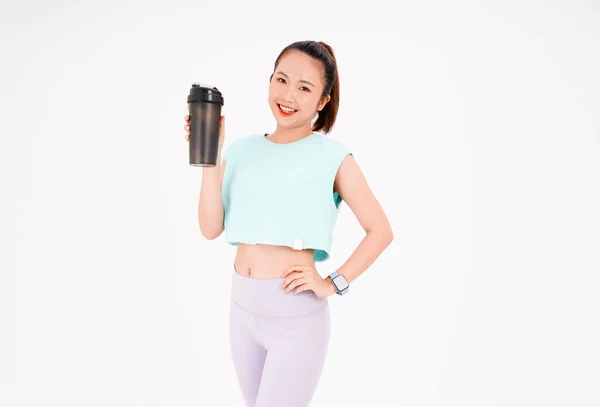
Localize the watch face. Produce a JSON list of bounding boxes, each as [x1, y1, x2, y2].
[[333, 274, 349, 291]]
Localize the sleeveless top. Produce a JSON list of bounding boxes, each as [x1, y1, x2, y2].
[[221, 132, 352, 262]]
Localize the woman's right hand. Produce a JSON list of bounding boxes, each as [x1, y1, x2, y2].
[[184, 105, 225, 152]]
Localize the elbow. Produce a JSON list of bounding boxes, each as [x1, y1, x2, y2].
[[384, 229, 393, 245], [366, 226, 393, 245], [380, 224, 394, 244], [199, 223, 223, 240], [200, 230, 217, 240]]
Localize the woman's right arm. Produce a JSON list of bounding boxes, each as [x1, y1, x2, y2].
[[197, 153, 226, 239], [185, 108, 226, 239]]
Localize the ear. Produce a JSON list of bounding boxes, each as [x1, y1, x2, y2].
[[317, 94, 331, 112]]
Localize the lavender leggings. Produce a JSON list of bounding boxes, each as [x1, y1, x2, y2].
[[229, 267, 331, 407]]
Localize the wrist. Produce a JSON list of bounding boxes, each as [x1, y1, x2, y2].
[[325, 276, 337, 297]]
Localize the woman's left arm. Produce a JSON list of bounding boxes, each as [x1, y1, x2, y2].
[[328, 154, 394, 286]]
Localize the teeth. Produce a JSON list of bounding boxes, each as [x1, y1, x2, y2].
[[279, 104, 296, 113]]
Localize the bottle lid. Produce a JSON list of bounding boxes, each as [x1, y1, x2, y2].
[[187, 83, 224, 105]]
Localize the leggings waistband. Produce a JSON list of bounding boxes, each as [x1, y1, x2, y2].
[[231, 268, 328, 318]]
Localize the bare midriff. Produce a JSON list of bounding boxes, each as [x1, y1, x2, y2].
[[234, 242, 316, 279]]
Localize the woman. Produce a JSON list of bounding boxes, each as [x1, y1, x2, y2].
[[184, 40, 393, 407]]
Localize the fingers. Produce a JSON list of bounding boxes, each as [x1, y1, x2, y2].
[[184, 111, 190, 141], [184, 110, 223, 142], [286, 282, 308, 295], [184, 121, 190, 141], [280, 271, 305, 289], [283, 275, 307, 293], [281, 264, 311, 278]]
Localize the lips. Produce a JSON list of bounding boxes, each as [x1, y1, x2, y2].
[[277, 103, 297, 116]]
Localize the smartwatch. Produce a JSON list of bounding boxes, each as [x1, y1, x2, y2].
[[328, 271, 349, 295]]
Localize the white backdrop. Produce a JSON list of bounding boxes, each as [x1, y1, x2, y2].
[[1, 0, 599, 406]]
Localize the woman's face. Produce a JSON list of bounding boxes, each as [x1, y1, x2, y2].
[[268, 50, 330, 128]]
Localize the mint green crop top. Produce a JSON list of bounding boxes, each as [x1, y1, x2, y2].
[[221, 132, 353, 262]]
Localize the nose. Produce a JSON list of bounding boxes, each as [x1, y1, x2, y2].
[[283, 87, 297, 105]]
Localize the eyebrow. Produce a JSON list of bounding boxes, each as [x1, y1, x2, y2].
[[275, 71, 316, 88]]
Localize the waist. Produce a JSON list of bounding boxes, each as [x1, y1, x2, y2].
[[234, 242, 316, 279], [231, 266, 328, 318]]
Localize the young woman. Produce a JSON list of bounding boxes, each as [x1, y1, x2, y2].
[[184, 40, 393, 407]]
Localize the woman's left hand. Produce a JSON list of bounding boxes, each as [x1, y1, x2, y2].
[[280, 264, 335, 298]]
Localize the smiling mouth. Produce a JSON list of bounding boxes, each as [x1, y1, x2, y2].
[[277, 103, 298, 116]]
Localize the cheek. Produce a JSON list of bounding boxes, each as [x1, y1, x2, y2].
[[298, 94, 319, 110], [302, 94, 315, 104], [268, 87, 281, 102]]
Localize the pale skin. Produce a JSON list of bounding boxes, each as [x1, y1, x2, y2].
[[186, 50, 393, 298]]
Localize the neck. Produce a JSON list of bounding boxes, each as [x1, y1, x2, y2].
[[269, 124, 314, 143]]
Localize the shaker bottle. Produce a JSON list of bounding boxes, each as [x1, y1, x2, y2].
[[187, 83, 224, 166]]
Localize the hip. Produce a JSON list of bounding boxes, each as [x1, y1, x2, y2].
[[231, 265, 329, 319]]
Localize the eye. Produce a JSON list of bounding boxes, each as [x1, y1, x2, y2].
[[277, 78, 310, 92]]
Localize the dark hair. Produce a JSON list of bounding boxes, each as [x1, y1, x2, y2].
[[269, 40, 339, 134]]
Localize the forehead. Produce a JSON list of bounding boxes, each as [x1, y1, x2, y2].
[[276, 50, 324, 85]]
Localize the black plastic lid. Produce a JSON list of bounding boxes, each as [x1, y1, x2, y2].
[[187, 83, 224, 105]]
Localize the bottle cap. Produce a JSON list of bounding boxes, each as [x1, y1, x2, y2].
[[187, 83, 224, 105]]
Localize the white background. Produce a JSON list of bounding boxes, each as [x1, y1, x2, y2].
[[1, 0, 599, 406]]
